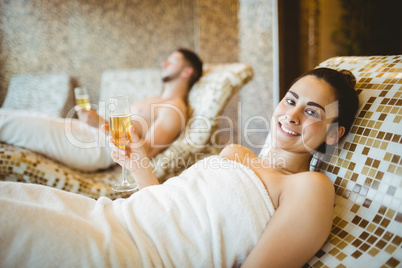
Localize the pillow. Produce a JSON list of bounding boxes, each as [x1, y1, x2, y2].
[[2, 73, 74, 118], [0, 109, 115, 172], [100, 68, 163, 104]]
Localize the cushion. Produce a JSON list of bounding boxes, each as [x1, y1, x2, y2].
[[2, 73, 74, 117], [0, 141, 132, 199], [100, 68, 163, 103], [152, 63, 253, 181]]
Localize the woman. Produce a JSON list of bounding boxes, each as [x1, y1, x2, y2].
[[0, 67, 359, 267]]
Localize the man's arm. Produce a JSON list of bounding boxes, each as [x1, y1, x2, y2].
[[76, 107, 108, 128]]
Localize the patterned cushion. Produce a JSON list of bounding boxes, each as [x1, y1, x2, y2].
[[152, 63, 253, 181], [2, 73, 74, 117], [305, 55, 402, 267], [0, 142, 132, 199]]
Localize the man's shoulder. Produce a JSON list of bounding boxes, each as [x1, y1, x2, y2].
[[159, 98, 187, 112]]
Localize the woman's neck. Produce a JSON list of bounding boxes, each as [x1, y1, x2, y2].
[[261, 147, 313, 174]]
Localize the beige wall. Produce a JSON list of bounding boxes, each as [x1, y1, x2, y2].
[[0, 0, 276, 153], [318, 0, 342, 63]]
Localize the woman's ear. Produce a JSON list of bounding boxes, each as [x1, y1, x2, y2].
[[326, 125, 345, 145]]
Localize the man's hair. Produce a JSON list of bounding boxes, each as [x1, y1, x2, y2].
[[176, 48, 203, 89]]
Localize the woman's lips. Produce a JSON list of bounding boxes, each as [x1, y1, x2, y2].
[[279, 122, 300, 136]]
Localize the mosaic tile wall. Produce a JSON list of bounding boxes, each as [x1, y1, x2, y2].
[[0, 0, 275, 151], [0, 0, 196, 106], [307, 55, 402, 267]]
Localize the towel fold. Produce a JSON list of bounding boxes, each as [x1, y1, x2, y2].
[[0, 156, 275, 267]]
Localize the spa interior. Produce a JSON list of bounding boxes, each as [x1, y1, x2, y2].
[[0, 0, 401, 267]]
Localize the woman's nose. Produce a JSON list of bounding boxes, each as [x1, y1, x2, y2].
[[285, 107, 301, 125]]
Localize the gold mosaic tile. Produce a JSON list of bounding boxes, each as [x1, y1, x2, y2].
[[307, 55, 402, 267]]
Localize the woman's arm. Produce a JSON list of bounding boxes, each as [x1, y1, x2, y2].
[[105, 124, 160, 189], [242, 172, 335, 267]]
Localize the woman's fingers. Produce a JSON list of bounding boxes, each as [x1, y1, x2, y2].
[[128, 125, 141, 143], [101, 124, 110, 132]]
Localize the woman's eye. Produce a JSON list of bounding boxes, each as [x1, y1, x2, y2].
[[286, 99, 295, 105], [306, 109, 320, 118]]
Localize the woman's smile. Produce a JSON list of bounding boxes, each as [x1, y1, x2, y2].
[[279, 122, 300, 136]]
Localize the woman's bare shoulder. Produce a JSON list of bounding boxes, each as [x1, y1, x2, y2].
[[284, 171, 335, 206], [219, 144, 257, 161], [294, 171, 333, 189]]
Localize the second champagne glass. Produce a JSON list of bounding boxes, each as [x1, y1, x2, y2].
[[74, 87, 91, 110], [109, 96, 138, 192]]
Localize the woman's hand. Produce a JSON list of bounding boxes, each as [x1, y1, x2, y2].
[[105, 124, 159, 188], [106, 125, 146, 172]]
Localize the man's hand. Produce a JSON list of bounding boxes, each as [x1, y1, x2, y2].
[[75, 106, 107, 128]]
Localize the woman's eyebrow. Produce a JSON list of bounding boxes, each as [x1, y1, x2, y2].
[[288, 91, 299, 99], [307, 101, 325, 111], [288, 90, 325, 111]]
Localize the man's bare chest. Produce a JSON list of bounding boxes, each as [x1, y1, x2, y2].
[[130, 97, 164, 123]]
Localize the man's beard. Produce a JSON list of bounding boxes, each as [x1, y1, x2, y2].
[[162, 70, 181, 83]]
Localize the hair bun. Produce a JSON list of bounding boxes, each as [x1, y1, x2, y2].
[[339, 69, 356, 88]]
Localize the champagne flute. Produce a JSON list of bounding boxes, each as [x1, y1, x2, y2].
[[109, 96, 138, 192], [74, 87, 91, 110]]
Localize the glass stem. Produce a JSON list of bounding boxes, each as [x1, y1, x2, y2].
[[122, 157, 128, 185]]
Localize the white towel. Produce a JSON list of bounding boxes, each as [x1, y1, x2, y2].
[[0, 108, 115, 171], [0, 156, 275, 267]]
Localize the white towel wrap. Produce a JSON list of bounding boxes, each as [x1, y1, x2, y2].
[[0, 156, 275, 267]]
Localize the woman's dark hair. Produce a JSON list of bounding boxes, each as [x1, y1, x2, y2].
[[293, 67, 359, 152], [176, 48, 203, 89]]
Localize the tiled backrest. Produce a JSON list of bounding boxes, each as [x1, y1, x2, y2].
[[307, 56, 402, 267], [2, 73, 74, 117]]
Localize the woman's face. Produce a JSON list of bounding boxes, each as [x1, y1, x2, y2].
[[271, 75, 339, 154]]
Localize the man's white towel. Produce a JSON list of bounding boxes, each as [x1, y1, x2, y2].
[[0, 108, 114, 171], [0, 156, 275, 267]]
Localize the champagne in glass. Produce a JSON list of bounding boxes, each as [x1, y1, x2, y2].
[[110, 114, 132, 149], [109, 96, 138, 192], [74, 87, 91, 110]]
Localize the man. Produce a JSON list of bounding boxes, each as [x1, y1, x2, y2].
[[0, 48, 202, 172], [77, 48, 203, 158]]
